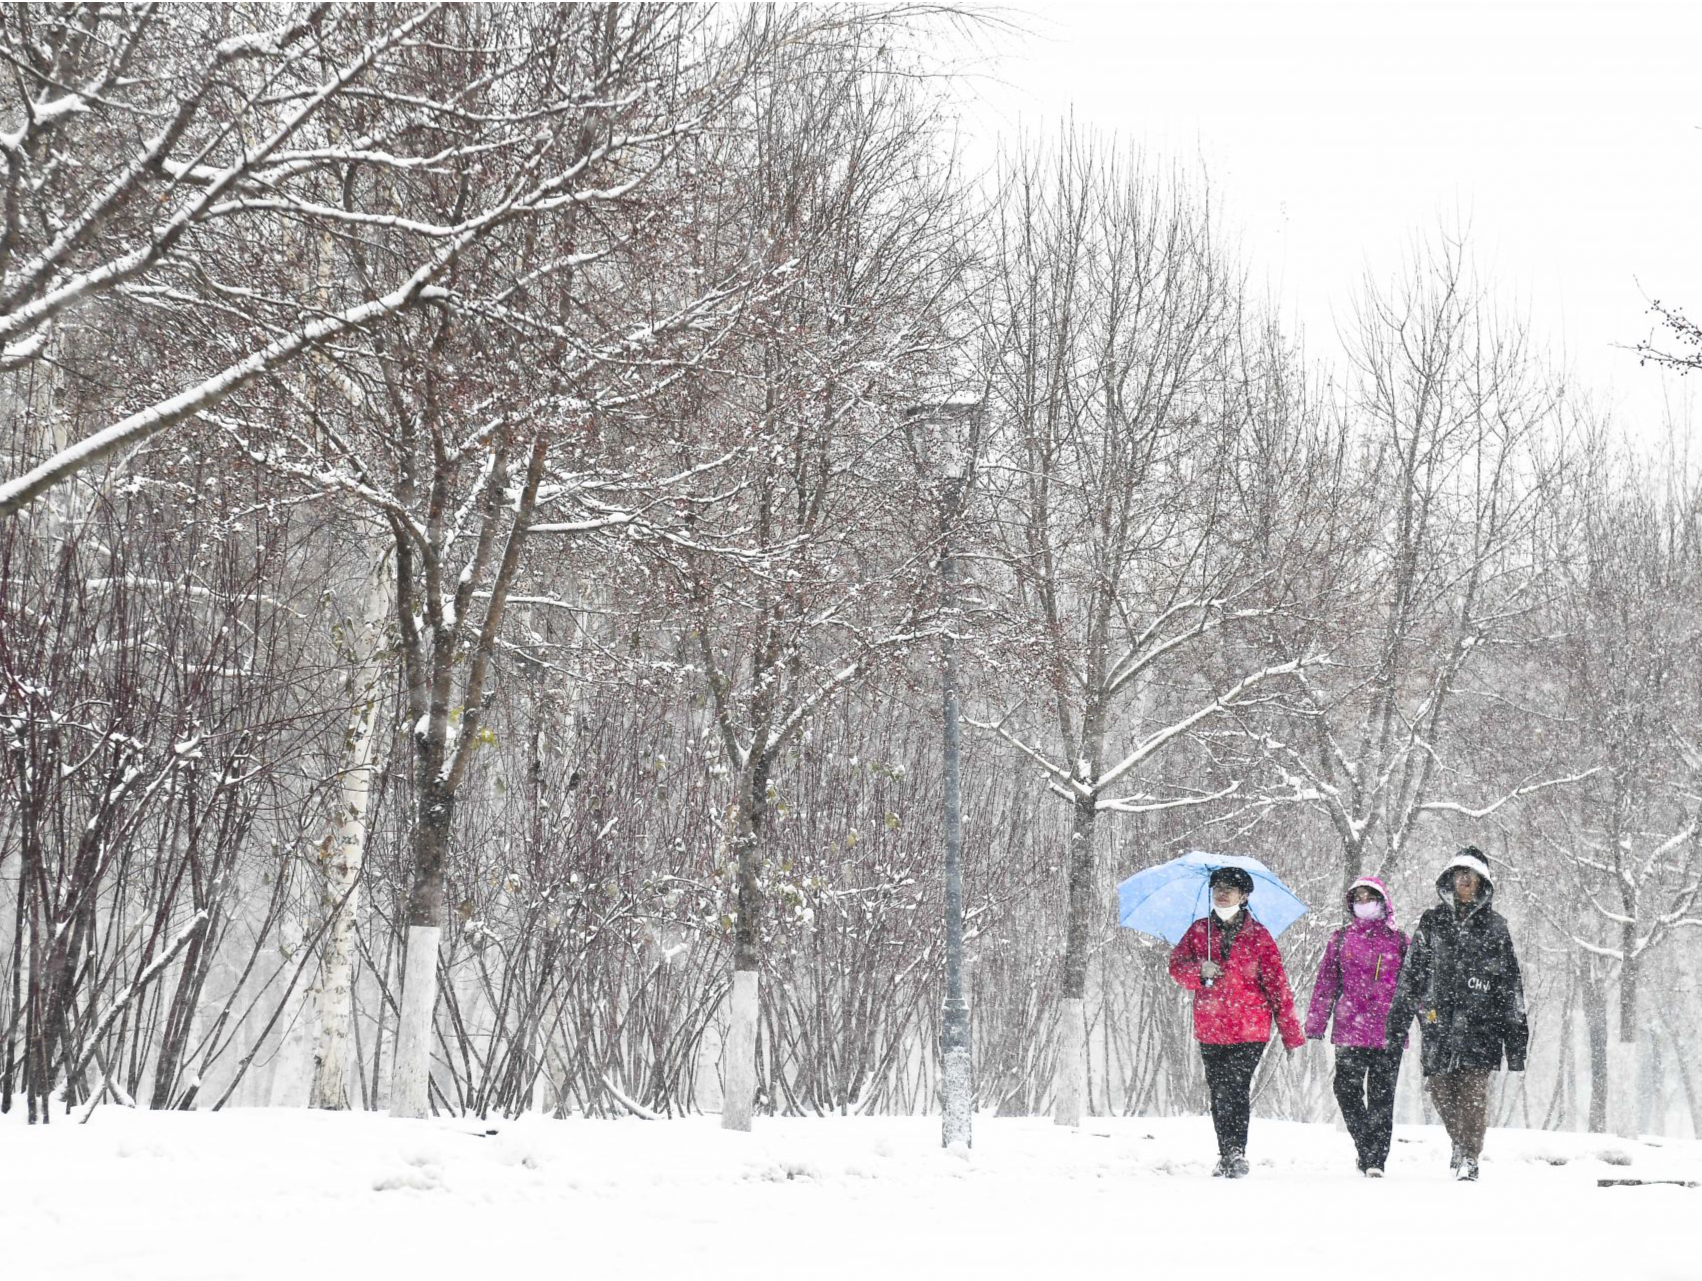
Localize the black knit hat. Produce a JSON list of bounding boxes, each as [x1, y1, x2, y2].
[[1208, 866, 1254, 895]]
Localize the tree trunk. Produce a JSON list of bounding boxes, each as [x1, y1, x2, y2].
[[722, 969, 760, 1131], [1582, 959, 1608, 1134], [1054, 794, 1098, 1126], [722, 755, 770, 1131], [1611, 941, 1642, 1138], [1655, 1001, 1702, 1139], [1642, 1032, 1663, 1137], [390, 784, 452, 1119], [1054, 997, 1087, 1127], [148, 915, 211, 1110], [2, 869, 25, 1113], [310, 547, 392, 1110], [1342, 839, 1366, 897]]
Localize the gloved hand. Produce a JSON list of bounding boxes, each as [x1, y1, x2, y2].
[[1199, 960, 1222, 983]]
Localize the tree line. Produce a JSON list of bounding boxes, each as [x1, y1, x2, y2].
[[2, 2, 1699, 1137]]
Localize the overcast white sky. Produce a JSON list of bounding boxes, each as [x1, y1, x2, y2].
[[955, 0, 1701, 432]]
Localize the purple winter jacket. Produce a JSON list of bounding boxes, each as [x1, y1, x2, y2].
[[1304, 876, 1408, 1048]]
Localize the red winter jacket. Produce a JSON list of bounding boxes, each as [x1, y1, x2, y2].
[[1169, 912, 1305, 1048]]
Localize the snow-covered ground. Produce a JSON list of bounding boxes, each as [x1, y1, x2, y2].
[[4, 1109, 1696, 1279]]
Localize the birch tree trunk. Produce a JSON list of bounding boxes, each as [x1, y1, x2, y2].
[[310, 543, 393, 1109]]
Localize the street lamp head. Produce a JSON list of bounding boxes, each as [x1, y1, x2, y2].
[[903, 399, 984, 482]]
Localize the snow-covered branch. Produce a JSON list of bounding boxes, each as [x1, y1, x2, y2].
[[1417, 767, 1603, 821], [1097, 780, 1242, 815], [1095, 660, 1305, 795]]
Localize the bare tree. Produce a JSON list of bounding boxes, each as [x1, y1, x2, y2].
[[0, 4, 734, 520], [1229, 235, 1566, 893], [972, 135, 1302, 1126], [0, 433, 340, 1119], [1506, 426, 1702, 1134], [639, 25, 976, 1131], [2, 4, 430, 516]]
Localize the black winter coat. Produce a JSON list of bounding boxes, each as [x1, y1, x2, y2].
[[1385, 880, 1528, 1076]]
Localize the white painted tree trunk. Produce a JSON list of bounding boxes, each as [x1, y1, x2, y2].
[[309, 546, 391, 1110], [1639, 1034, 1661, 1136], [389, 925, 441, 1119], [1656, 989, 1702, 1139], [1053, 996, 1086, 1127], [721, 968, 759, 1131], [1609, 1037, 1643, 1138]]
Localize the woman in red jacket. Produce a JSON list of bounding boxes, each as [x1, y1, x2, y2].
[[1168, 866, 1305, 1177]]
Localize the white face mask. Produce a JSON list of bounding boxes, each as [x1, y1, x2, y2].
[[1353, 900, 1385, 921], [1213, 903, 1240, 921]]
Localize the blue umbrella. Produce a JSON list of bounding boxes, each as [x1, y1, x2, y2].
[[1116, 851, 1308, 945]]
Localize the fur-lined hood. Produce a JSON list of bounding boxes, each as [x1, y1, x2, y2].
[[1434, 848, 1494, 911]]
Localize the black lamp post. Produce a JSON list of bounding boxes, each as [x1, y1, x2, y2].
[[904, 399, 982, 1149]]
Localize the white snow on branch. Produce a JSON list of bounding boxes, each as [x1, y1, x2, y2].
[[1418, 766, 1603, 820]]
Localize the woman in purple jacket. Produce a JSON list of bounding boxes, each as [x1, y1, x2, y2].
[[1305, 876, 1408, 1176]]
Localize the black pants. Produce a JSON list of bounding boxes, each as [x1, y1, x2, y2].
[[1199, 1042, 1266, 1156], [1333, 1046, 1402, 1170]]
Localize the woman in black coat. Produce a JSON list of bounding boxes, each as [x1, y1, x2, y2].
[[1384, 847, 1528, 1182]]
